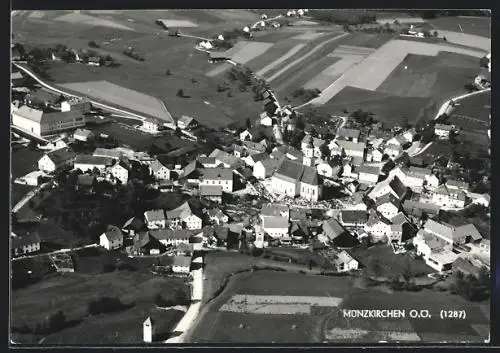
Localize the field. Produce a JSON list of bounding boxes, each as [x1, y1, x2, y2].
[[11, 271, 188, 344], [11, 145, 44, 206], [311, 39, 486, 105], [425, 16, 491, 38], [54, 12, 135, 31]]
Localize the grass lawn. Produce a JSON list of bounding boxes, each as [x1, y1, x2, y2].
[[263, 247, 331, 268], [451, 90, 491, 122], [11, 271, 188, 344], [86, 122, 155, 151], [11, 184, 35, 206], [349, 244, 433, 278], [11, 145, 44, 179], [425, 16, 491, 38]]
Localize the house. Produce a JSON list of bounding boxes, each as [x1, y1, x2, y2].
[[402, 128, 417, 142], [301, 136, 325, 158], [144, 209, 166, 230], [271, 145, 303, 162], [337, 140, 365, 159], [209, 149, 243, 169], [390, 166, 432, 191], [150, 159, 171, 180], [253, 158, 279, 180], [204, 207, 229, 225], [12, 106, 85, 137], [402, 199, 441, 220], [262, 216, 289, 239], [87, 56, 101, 66], [472, 194, 490, 208], [384, 143, 403, 158], [200, 185, 223, 203], [74, 155, 113, 173], [338, 210, 368, 227], [99, 225, 124, 250], [239, 129, 253, 142], [389, 212, 413, 243], [122, 217, 145, 237], [243, 141, 266, 155], [366, 147, 384, 162], [93, 148, 123, 161], [316, 160, 341, 179], [129, 231, 166, 256], [337, 128, 360, 143], [453, 223, 483, 244], [364, 213, 391, 242], [166, 201, 203, 230], [149, 229, 196, 246], [198, 168, 233, 192], [260, 112, 273, 127], [334, 250, 359, 272], [431, 184, 466, 208], [17, 171, 44, 186], [73, 129, 94, 142], [110, 160, 129, 184], [356, 165, 380, 185], [260, 203, 289, 220], [445, 179, 469, 192], [172, 256, 192, 274], [198, 157, 218, 168], [38, 148, 76, 173], [375, 193, 400, 220], [387, 135, 408, 148], [322, 218, 356, 247], [413, 221, 459, 271], [271, 159, 321, 202], [11, 232, 41, 257], [177, 115, 198, 130], [434, 123, 453, 139], [142, 118, 162, 133], [245, 152, 268, 167], [368, 176, 407, 201], [157, 179, 174, 192], [453, 257, 482, 278], [233, 145, 247, 158], [60, 98, 92, 114]]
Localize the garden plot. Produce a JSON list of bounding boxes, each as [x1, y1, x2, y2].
[[157, 19, 199, 27], [291, 31, 326, 41], [312, 39, 486, 105], [256, 43, 306, 77], [55, 12, 134, 31]]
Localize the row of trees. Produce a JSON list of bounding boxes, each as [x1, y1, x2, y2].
[[227, 66, 269, 101]]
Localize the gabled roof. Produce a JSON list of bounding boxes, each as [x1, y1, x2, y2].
[[339, 210, 368, 224], [274, 159, 319, 186], [453, 257, 481, 277], [199, 168, 232, 181], [337, 128, 360, 140], [366, 213, 390, 227], [243, 141, 266, 153], [209, 148, 242, 168], [200, 184, 223, 196], [402, 199, 440, 215], [406, 166, 432, 179], [356, 165, 380, 175], [453, 223, 482, 242], [44, 148, 76, 164], [435, 123, 452, 131], [14, 105, 84, 124], [184, 160, 202, 177], [198, 156, 216, 165], [446, 179, 469, 189], [433, 184, 466, 201], [256, 158, 279, 171], [249, 152, 269, 163], [103, 225, 123, 241], [75, 155, 113, 166], [301, 165, 319, 185], [423, 219, 454, 242], [389, 176, 407, 199], [337, 140, 365, 152], [11, 232, 41, 249], [149, 229, 198, 240], [301, 136, 325, 148], [261, 203, 289, 218], [166, 201, 194, 220], [390, 212, 408, 225], [144, 209, 165, 222], [150, 159, 169, 174], [179, 115, 195, 125], [122, 217, 144, 230], [334, 250, 357, 266], [375, 193, 400, 208], [263, 216, 289, 229], [172, 256, 192, 267], [322, 218, 346, 240], [93, 148, 123, 160], [74, 128, 93, 138]]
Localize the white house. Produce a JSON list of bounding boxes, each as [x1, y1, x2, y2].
[[301, 136, 325, 159], [253, 158, 279, 180], [334, 250, 359, 272], [143, 317, 155, 343], [316, 160, 341, 179], [368, 176, 407, 201], [110, 161, 129, 184], [199, 168, 233, 192], [144, 209, 166, 230], [165, 202, 202, 230], [61, 98, 92, 114], [150, 159, 171, 180], [434, 123, 453, 139], [73, 128, 94, 142], [384, 143, 403, 158], [356, 165, 380, 184], [142, 118, 162, 133], [38, 149, 76, 173], [337, 140, 365, 159], [262, 216, 289, 238], [425, 174, 440, 189], [445, 179, 469, 192], [366, 147, 383, 162], [99, 226, 124, 250], [375, 194, 400, 220], [177, 115, 198, 130], [260, 112, 273, 127], [149, 229, 193, 246], [239, 129, 253, 142], [12, 106, 85, 137], [472, 193, 490, 208], [172, 256, 192, 274], [430, 185, 466, 208], [11, 233, 41, 257], [74, 155, 113, 173], [402, 128, 417, 143], [364, 213, 391, 242]]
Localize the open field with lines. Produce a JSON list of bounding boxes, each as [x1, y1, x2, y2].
[[425, 16, 491, 38], [311, 39, 487, 105]]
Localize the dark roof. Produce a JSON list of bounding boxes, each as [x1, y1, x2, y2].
[[337, 128, 360, 139], [199, 168, 233, 181], [453, 257, 481, 277], [274, 159, 319, 185], [122, 217, 145, 230], [250, 152, 269, 163], [389, 176, 407, 199], [45, 148, 76, 164], [184, 160, 202, 177], [375, 193, 400, 208], [172, 256, 192, 267], [402, 200, 441, 215], [322, 218, 346, 240], [103, 225, 123, 241], [339, 210, 368, 224], [198, 157, 216, 165], [75, 155, 113, 166]]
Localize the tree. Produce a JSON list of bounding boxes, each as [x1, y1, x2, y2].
[[433, 30, 439, 37], [177, 89, 184, 97], [320, 142, 330, 160], [48, 310, 66, 332], [166, 69, 172, 76], [88, 41, 100, 48], [422, 29, 431, 38], [464, 83, 477, 92], [443, 36, 447, 42], [245, 118, 252, 129], [479, 56, 490, 68]]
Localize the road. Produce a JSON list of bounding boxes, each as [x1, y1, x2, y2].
[[11, 182, 51, 214], [409, 88, 491, 157], [12, 243, 99, 261]]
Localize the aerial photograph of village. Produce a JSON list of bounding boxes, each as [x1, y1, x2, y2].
[[10, 8, 491, 345]]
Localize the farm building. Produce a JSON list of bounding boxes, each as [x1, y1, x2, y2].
[[243, 141, 266, 155], [73, 128, 94, 142], [61, 98, 92, 114], [144, 209, 166, 230], [366, 147, 384, 162], [177, 115, 198, 130], [364, 213, 391, 242], [198, 157, 218, 168], [129, 231, 166, 256], [245, 152, 269, 167], [262, 216, 289, 239], [38, 148, 76, 173], [209, 148, 244, 169], [172, 256, 192, 274], [11, 232, 41, 257], [338, 210, 368, 227], [16, 171, 44, 186], [253, 158, 279, 180], [198, 168, 233, 192], [260, 203, 289, 220], [453, 257, 483, 278], [200, 185, 223, 203], [150, 159, 171, 180], [337, 128, 360, 143], [337, 140, 365, 159], [99, 225, 124, 250], [389, 212, 414, 243], [121, 217, 145, 237], [142, 118, 163, 133], [430, 184, 466, 208], [93, 148, 124, 160], [271, 159, 322, 202], [356, 165, 380, 184], [445, 179, 469, 192], [434, 124, 453, 139], [368, 176, 407, 201], [166, 201, 203, 230], [148, 229, 198, 246], [109, 160, 130, 184], [74, 155, 113, 173], [333, 250, 359, 272], [204, 207, 229, 225], [12, 105, 85, 137]]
